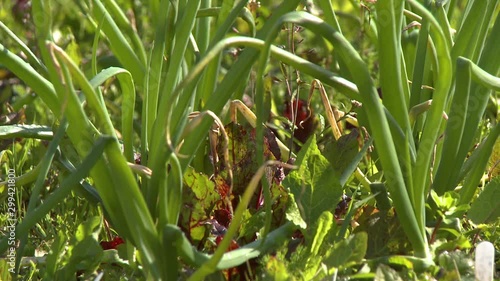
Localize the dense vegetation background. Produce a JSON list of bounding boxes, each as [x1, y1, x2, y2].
[[0, 0, 499, 280]]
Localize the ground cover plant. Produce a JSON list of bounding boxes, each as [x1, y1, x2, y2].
[[0, 0, 499, 280]]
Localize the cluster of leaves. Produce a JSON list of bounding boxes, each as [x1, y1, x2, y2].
[[0, 0, 499, 280]]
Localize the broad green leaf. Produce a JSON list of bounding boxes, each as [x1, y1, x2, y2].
[[323, 128, 360, 176], [354, 208, 410, 258], [47, 217, 105, 279], [339, 136, 373, 187], [375, 264, 403, 281], [67, 236, 103, 272], [431, 190, 459, 211], [285, 193, 307, 229], [310, 211, 334, 256], [435, 235, 472, 252], [283, 135, 342, 226], [165, 222, 296, 270], [323, 232, 367, 268], [43, 231, 67, 279], [181, 166, 220, 242], [370, 183, 392, 211], [385, 256, 414, 270], [430, 190, 468, 218], [237, 184, 290, 239], [101, 249, 130, 266], [74, 216, 102, 242], [239, 210, 266, 239], [468, 177, 500, 224], [303, 211, 335, 280], [437, 250, 474, 276], [262, 256, 291, 281]]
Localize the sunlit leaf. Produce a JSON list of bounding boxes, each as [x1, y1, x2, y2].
[[263, 256, 291, 281], [65, 39, 81, 67], [302, 211, 335, 280], [310, 211, 334, 256], [181, 166, 221, 242], [285, 193, 307, 229], [74, 216, 101, 242]]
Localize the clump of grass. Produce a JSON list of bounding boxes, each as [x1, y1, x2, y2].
[[1, 0, 499, 280]]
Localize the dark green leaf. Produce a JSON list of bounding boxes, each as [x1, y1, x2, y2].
[[370, 183, 392, 211], [283, 135, 342, 227], [323, 129, 360, 177], [43, 231, 67, 279], [239, 210, 266, 239], [67, 236, 103, 272], [437, 250, 474, 276], [468, 177, 500, 224], [324, 232, 367, 268], [375, 264, 403, 281], [57, 217, 104, 277]]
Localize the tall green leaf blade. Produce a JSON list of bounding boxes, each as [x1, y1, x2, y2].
[[459, 123, 500, 204], [90, 0, 145, 86], [178, 0, 302, 170], [148, 0, 201, 216], [0, 125, 53, 140], [0, 44, 59, 116], [0, 136, 114, 253]]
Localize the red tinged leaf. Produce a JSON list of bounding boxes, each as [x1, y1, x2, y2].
[[284, 99, 310, 126], [283, 99, 316, 144], [111, 237, 124, 247], [214, 236, 255, 281], [215, 235, 240, 252], [180, 167, 222, 243], [335, 194, 352, 219], [100, 236, 124, 250], [213, 208, 233, 228], [215, 123, 283, 209], [100, 241, 112, 250]]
